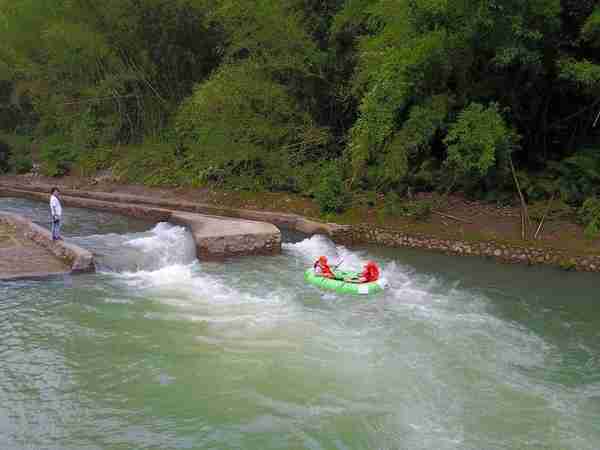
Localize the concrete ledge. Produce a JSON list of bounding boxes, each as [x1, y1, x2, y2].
[[0, 183, 343, 236], [0, 212, 95, 274], [170, 212, 281, 259], [0, 186, 282, 259]]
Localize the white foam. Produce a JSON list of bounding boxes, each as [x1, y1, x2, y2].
[[103, 297, 133, 305], [125, 222, 197, 269], [284, 234, 369, 272], [115, 263, 195, 288], [283, 234, 339, 262]]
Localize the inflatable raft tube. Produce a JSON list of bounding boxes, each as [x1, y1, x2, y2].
[[304, 268, 387, 295]]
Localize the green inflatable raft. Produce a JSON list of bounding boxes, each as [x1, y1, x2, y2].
[[304, 268, 387, 295]]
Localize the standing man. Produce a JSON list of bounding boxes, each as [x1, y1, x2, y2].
[[50, 187, 63, 241]]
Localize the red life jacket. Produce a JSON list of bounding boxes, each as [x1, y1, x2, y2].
[[362, 264, 379, 282], [314, 260, 334, 277]]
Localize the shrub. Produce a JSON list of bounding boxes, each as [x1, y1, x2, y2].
[[384, 192, 432, 221], [40, 135, 78, 176], [444, 103, 518, 190], [383, 191, 403, 216], [75, 147, 117, 177], [559, 258, 577, 271], [1, 133, 33, 174], [291, 161, 322, 195], [353, 190, 378, 208], [195, 165, 226, 187], [547, 149, 600, 204], [175, 59, 329, 191], [313, 162, 349, 214], [578, 197, 600, 239], [114, 142, 185, 187], [12, 151, 33, 174], [0, 139, 9, 173], [408, 158, 440, 192]]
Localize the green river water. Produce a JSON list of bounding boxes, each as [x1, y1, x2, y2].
[[1, 197, 599, 450]]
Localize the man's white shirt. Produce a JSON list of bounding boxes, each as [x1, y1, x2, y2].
[[50, 195, 62, 219]]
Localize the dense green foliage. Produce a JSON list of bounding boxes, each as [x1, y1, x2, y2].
[[1, 0, 600, 216], [578, 197, 600, 238], [0, 133, 32, 173], [444, 103, 517, 190], [313, 161, 349, 214]]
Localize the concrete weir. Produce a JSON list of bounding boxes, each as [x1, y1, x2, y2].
[[0, 186, 282, 259], [0, 212, 94, 280], [170, 212, 281, 258]]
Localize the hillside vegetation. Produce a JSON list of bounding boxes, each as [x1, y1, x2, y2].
[[1, 0, 599, 231]]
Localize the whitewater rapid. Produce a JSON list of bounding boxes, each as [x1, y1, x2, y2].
[[94, 225, 403, 299]]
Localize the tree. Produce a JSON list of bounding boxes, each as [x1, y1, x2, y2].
[[444, 103, 517, 181], [175, 58, 329, 189]]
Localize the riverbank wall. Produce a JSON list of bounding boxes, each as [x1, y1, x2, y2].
[[2, 181, 599, 272], [330, 225, 600, 273]]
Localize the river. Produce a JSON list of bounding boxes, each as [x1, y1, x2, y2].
[[1, 197, 599, 450]]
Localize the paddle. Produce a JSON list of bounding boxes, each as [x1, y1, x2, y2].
[[333, 258, 365, 283], [331, 258, 345, 281], [333, 258, 363, 283], [332, 258, 344, 270]]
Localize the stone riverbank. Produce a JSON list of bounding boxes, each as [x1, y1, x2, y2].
[[329, 225, 600, 273]]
